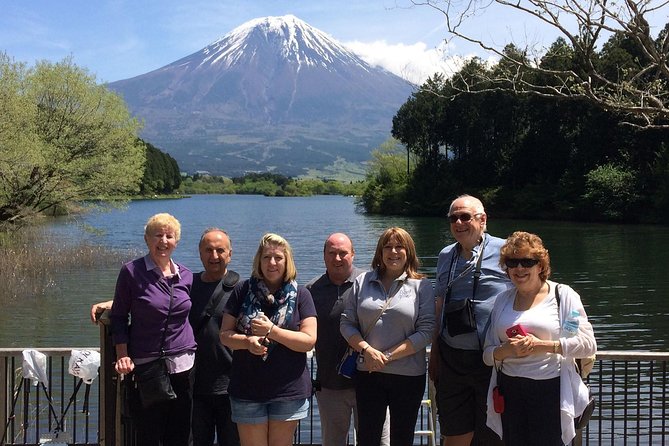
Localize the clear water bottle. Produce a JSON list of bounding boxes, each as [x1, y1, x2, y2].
[[562, 310, 580, 336]]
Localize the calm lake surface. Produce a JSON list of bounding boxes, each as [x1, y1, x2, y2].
[[2, 194, 668, 352]]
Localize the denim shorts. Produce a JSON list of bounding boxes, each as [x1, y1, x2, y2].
[[229, 397, 309, 424]]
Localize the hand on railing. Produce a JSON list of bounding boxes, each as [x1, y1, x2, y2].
[[90, 300, 113, 324]]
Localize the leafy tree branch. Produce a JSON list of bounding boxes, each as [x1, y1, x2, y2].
[[411, 0, 669, 128]]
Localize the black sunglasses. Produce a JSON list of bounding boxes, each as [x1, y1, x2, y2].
[[504, 258, 540, 268], [447, 213, 481, 224]]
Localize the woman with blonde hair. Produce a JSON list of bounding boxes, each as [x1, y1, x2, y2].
[[483, 231, 596, 445], [110, 213, 195, 446], [341, 227, 435, 446], [220, 233, 316, 446]]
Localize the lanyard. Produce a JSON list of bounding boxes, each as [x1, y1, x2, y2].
[[445, 235, 486, 304]]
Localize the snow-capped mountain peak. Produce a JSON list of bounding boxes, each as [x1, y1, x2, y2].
[[199, 14, 368, 71]]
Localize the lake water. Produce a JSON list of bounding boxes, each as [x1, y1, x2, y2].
[[1, 194, 668, 352]]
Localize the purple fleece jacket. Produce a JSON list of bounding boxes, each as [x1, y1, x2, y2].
[[110, 256, 196, 360]]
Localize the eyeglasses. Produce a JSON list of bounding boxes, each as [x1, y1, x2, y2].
[[504, 258, 540, 268], [447, 213, 481, 224]]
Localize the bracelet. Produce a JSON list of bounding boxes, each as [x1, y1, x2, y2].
[[553, 341, 559, 354], [266, 323, 274, 338], [361, 345, 369, 356]]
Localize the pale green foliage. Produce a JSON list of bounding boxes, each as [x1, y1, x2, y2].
[[582, 164, 640, 219], [0, 54, 144, 224], [359, 138, 409, 214]]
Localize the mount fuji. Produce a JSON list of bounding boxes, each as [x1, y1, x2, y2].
[[108, 15, 414, 176]]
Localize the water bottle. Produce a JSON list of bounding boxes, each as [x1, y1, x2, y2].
[[562, 310, 580, 336]]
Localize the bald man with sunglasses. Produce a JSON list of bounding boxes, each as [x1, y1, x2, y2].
[[429, 195, 511, 446]]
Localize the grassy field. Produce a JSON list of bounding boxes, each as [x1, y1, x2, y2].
[[299, 157, 367, 182]]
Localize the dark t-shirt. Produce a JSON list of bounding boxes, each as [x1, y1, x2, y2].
[[223, 279, 316, 402], [188, 271, 238, 395]]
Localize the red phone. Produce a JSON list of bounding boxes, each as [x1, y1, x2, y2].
[[506, 324, 529, 338]]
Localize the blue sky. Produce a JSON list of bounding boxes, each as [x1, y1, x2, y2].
[[0, 0, 500, 84], [5, 1, 664, 85]]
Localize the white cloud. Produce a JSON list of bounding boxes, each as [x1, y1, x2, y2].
[[343, 39, 469, 85]]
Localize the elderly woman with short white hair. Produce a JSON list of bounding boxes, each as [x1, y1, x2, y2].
[[110, 212, 195, 446]]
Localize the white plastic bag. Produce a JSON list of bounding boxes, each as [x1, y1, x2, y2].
[[22, 349, 48, 386], [68, 350, 101, 384]]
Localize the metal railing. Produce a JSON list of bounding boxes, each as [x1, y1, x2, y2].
[[0, 341, 667, 445], [0, 348, 100, 446], [580, 351, 669, 446]]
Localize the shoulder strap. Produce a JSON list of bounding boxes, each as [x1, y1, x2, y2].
[[554, 284, 585, 375], [158, 283, 174, 357], [223, 271, 240, 288], [444, 238, 485, 304], [360, 278, 401, 340], [555, 283, 561, 309], [471, 239, 485, 300], [194, 271, 240, 336]]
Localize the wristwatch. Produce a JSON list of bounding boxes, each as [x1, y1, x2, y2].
[[384, 351, 393, 362]]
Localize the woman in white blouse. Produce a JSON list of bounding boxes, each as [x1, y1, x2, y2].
[[483, 231, 596, 446]]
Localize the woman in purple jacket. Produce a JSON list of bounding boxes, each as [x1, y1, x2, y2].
[[110, 213, 196, 446]]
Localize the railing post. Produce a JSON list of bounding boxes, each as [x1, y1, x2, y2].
[[99, 310, 117, 446], [0, 354, 6, 443]]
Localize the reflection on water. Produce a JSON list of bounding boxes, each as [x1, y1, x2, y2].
[[1, 195, 667, 351]]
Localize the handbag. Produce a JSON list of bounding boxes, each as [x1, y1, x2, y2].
[[337, 347, 359, 379], [133, 283, 177, 408], [575, 386, 596, 430], [337, 280, 397, 378], [444, 298, 476, 337], [442, 241, 484, 339], [134, 358, 176, 407]]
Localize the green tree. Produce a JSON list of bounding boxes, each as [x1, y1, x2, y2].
[[0, 54, 144, 225], [140, 140, 181, 194], [359, 139, 409, 214], [582, 164, 640, 220]]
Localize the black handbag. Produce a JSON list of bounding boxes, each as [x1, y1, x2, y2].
[[442, 241, 484, 339], [133, 283, 177, 408], [575, 387, 596, 430], [134, 358, 176, 407], [443, 298, 477, 337]]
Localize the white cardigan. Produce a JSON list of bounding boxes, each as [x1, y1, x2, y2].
[[483, 281, 597, 445]]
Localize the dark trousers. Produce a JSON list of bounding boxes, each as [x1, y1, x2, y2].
[[129, 369, 192, 446], [500, 374, 563, 446], [354, 372, 425, 446], [192, 393, 240, 446]]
